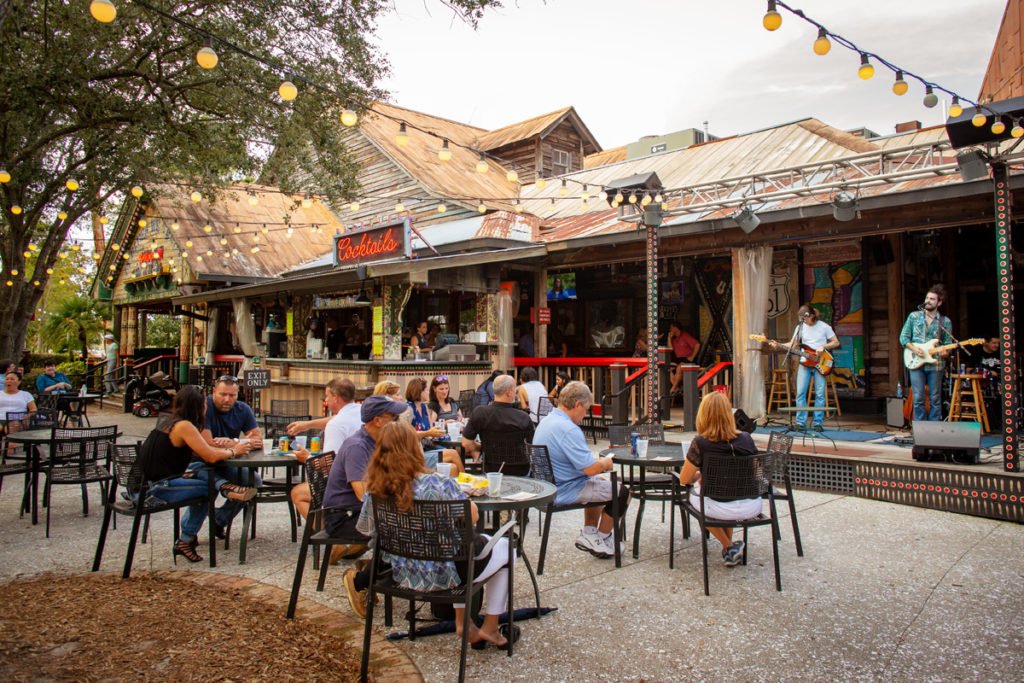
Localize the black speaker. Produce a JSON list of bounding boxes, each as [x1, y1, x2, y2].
[[732, 408, 756, 433], [911, 421, 981, 464]]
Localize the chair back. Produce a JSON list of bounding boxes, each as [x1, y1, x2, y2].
[[305, 451, 336, 512], [765, 433, 794, 485], [479, 434, 531, 476], [50, 425, 117, 469], [699, 450, 772, 502], [372, 496, 474, 564], [458, 390, 475, 410], [3, 410, 33, 434], [607, 425, 633, 447], [535, 396, 554, 422], [767, 432, 794, 455], [270, 399, 310, 417], [263, 414, 312, 440], [111, 443, 144, 494], [527, 444, 556, 485], [636, 423, 665, 443], [31, 409, 59, 429]]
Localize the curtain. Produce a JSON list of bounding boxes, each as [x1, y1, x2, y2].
[[233, 298, 258, 372], [205, 309, 217, 362], [733, 246, 773, 420]]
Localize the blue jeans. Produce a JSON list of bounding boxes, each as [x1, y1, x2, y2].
[[178, 462, 258, 541], [794, 364, 826, 428], [137, 473, 218, 544], [909, 365, 943, 421]]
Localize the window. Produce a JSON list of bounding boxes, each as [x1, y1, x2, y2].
[[552, 149, 572, 175]]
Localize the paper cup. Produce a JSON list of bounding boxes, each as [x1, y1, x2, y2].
[[436, 462, 453, 477], [294, 435, 307, 450], [681, 440, 691, 457], [262, 439, 273, 453], [636, 438, 649, 458], [486, 472, 504, 496]]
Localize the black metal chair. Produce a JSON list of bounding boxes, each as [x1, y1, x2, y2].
[[535, 395, 554, 423], [43, 426, 117, 537], [479, 435, 531, 477], [270, 399, 310, 416], [92, 443, 216, 577], [580, 405, 609, 444], [528, 443, 622, 574], [57, 395, 90, 427], [681, 450, 781, 595], [360, 497, 514, 683], [287, 451, 370, 618], [765, 432, 803, 556], [1, 409, 60, 518], [458, 389, 476, 414]]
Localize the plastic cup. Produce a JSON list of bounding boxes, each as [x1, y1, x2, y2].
[[447, 423, 461, 441], [436, 462, 453, 477], [486, 472, 503, 496], [294, 435, 307, 450], [262, 438, 273, 453], [636, 438, 649, 458], [680, 440, 692, 458]]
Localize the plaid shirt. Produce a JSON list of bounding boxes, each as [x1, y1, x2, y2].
[[899, 310, 952, 369]]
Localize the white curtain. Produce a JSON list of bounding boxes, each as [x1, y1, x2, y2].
[[233, 298, 258, 372], [205, 310, 217, 362], [733, 246, 773, 420]]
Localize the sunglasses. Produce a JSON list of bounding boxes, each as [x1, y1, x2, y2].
[[217, 374, 239, 383], [434, 375, 449, 383]]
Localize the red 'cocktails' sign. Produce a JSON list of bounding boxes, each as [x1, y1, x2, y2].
[[333, 219, 411, 267]]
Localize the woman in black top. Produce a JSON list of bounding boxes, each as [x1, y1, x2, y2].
[[679, 391, 763, 567], [138, 385, 255, 563]]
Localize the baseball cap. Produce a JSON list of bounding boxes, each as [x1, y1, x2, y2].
[[104, 333, 114, 340], [361, 394, 408, 423]]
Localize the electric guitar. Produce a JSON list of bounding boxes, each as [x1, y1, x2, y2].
[[903, 338, 983, 370], [750, 334, 835, 376]]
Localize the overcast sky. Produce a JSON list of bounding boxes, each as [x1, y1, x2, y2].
[[372, 0, 1006, 148]]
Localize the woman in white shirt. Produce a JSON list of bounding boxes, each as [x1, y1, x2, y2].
[[0, 371, 37, 432], [516, 367, 549, 425]]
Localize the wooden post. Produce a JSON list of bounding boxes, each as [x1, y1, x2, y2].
[[610, 363, 627, 424]]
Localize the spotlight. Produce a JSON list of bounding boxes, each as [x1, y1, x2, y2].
[[956, 150, 990, 182], [832, 191, 858, 222], [732, 206, 761, 234], [355, 289, 372, 305]]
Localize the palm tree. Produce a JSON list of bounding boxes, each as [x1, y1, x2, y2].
[[40, 296, 110, 362]]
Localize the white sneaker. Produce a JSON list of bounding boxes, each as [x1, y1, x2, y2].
[[574, 530, 610, 558], [596, 533, 624, 559]]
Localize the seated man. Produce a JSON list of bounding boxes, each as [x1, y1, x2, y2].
[[36, 362, 72, 395], [533, 381, 629, 560], [462, 374, 534, 473]]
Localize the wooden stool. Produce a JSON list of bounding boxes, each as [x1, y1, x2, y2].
[[805, 372, 843, 417], [767, 368, 791, 414], [948, 373, 990, 433]]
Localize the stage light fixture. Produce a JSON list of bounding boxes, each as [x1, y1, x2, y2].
[[733, 206, 761, 234], [956, 150, 990, 182], [832, 191, 858, 222]]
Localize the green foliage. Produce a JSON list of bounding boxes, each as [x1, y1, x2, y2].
[[39, 296, 108, 359], [56, 360, 86, 378], [145, 314, 183, 349]]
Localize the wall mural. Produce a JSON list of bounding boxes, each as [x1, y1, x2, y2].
[[803, 241, 865, 390]]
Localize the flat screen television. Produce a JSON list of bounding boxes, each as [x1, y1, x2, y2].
[[546, 272, 577, 300]]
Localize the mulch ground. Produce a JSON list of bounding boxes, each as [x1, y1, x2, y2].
[[0, 573, 362, 681]]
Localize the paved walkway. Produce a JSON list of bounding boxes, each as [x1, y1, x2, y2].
[[1, 405, 1021, 681]]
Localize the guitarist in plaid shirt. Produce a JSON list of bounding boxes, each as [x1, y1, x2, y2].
[[769, 304, 840, 432], [899, 284, 953, 422]]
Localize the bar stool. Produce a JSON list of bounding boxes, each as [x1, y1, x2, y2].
[[805, 372, 842, 417], [766, 368, 791, 414], [948, 373, 990, 433]]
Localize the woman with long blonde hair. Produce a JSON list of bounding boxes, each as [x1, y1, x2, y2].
[[355, 421, 516, 649], [678, 391, 761, 566]]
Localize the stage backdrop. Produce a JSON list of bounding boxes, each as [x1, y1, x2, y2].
[[803, 240, 866, 390]]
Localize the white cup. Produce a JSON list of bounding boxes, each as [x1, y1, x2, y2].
[[262, 438, 273, 453], [486, 472, 504, 496], [294, 435, 307, 450], [436, 462, 453, 478], [447, 423, 461, 440], [680, 440, 692, 457], [636, 438, 649, 458]]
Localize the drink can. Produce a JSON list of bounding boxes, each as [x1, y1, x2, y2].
[[630, 432, 639, 455], [310, 436, 321, 454], [278, 436, 290, 453]]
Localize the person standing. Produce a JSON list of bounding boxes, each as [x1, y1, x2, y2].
[[769, 304, 840, 431], [103, 333, 118, 395], [667, 323, 701, 394], [899, 285, 952, 422]]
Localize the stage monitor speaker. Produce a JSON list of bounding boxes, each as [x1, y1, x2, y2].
[[912, 421, 981, 464], [732, 408, 756, 433]]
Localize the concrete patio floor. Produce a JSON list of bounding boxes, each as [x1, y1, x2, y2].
[[1, 404, 1021, 682]]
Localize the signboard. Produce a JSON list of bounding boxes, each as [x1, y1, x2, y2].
[[537, 307, 552, 325], [333, 218, 411, 268], [372, 305, 384, 358], [243, 369, 271, 389]]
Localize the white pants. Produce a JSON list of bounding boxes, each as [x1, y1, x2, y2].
[[456, 536, 516, 615], [692, 482, 763, 521]]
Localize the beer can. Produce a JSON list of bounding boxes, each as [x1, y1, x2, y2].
[[630, 432, 639, 455], [310, 436, 322, 454], [278, 436, 290, 453]]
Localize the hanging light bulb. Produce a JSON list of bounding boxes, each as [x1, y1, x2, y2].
[[99, 216, 109, 224], [1012, 119, 1024, 138], [948, 97, 963, 118], [0, 169, 9, 183], [57, 211, 68, 220], [130, 185, 143, 198], [286, 226, 294, 236], [349, 201, 360, 212], [261, 225, 269, 234], [812, 28, 831, 56], [190, 190, 202, 203], [11, 205, 22, 215], [122, 253, 129, 260], [22, 250, 29, 258], [219, 238, 228, 246], [10, 270, 17, 276], [278, 79, 298, 101], [251, 246, 260, 253], [477, 202, 487, 213], [581, 200, 589, 211], [171, 221, 180, 231], [252, 232, 260, 243], [185, 240, 193, 248], [654, 192, 664, 203], [28, 244, 37, 251], [922, 86, 938, 108], [196, 255, 203, 262], [614, 192, 624, 204], [71, 243, 81, 251], [506, 169, 519, 183], [514, 201, 523, 213], [476, 153, 489, 174], [892, 70, 908, 96], [395, 123, 409, 147], [857, 54, 874, 80], [340, 108, 358, 127], [196, 40, 218, 70], [247, 192, 258, 206], [301, 194, 313, 209], [90, 0, 117, 23], [438, 139, 452, 162], [395, 201, 405, 213], [581, 185, 590, 201], [558, 180, 568, 197], [598, 190, 608, 201], [138, 219, 147, 227], [972, 112, 988, 127], [45, 267, 53, 275], [628, 193, 638, 204], [437, 203, 447, 214], [205, 249, 213, 256], [763, 0, 782, 31], [992, 118, 1007, 135], [65, 179, 79, 192], [233, 225, 242, 234], [202, 224, 212, 233], [641, 194, 652, 206], [110, 243, 119, 251]]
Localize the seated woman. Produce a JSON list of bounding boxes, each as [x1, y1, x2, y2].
[[428, 375, 463, 423], [679, 391, 762, 567], [373, 380, 401, 399], [353, 421, 516, 648], [403, 378, 464, 475], [547, 370, 571, 406], [0, 371, 36, 434], [136, 385, 258, 563]]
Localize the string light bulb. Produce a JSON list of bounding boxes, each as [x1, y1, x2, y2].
[[506, 169, 519, 183], [655, 192, 663, 203], [598, 190, 608, 201], [438, 139, 452, 162], [349, 201, 360, 212], [190, 190, 202, 203], [248, 192, 258, 206], [171, 222, 180, 231], [628, 193, 638, 204], [65, 179, 79, 192], [233, 225, 242, 234], [99, 216, 109, 224], [138, 219, 147, 227], [763, 0, 781, 31], [614, 192, 624, 204], [196, 40, 218, 70], [110, 243, 119, 251], [948, 97, 963, 118], [992, 118, 1006, 135], [857, 54, 874, 80], [131, 185, 143, 198], [972, 112, 987, 127], [558, 180, 569, 197], [437, 204, 447, 214], [394, 201, 405, 213], [892, 71, 908, 96], [11, 205, 22, 215], [535, 177, 548, 190], [185, 240, 193, 248], [57, 211, 68, 220], [1012, 120, 1024, 138], [89, 0, 117, 23], [395, 123, 409, 147], [301, 194, 313, 209], [0, 169, 9, 183], [581, 185, 590, 201], [476, 153, 489, 174], [340, 108, 358, 127], [278, 80, 297, 101], [514, 201, 523, 213], [922, 86, 938, 108], [641, 194, 652, 206], [478, 202, 487, 213], [202, 224, 212, 233], [812, 28, 831, 56]]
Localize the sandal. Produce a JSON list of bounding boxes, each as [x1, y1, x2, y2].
[[470, 624, 521, 650], [219, 482, 257, 502], [173, 538, 203, 564]]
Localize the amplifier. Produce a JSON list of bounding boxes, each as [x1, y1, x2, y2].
[[911, 421, 981, 464]]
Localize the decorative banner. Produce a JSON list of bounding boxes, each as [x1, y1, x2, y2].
[[372, 304, 384, 358], [333, 217, 411, 267], [286, 310, 294, 336], [803, 241, 865, 387], [694, 258, 733, 364]]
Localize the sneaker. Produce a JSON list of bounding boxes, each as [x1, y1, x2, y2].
[[722, 540, 745, 567], [596, 533, 625, 559], [574, 530, 612, 559], [343, 568, 369, 620], [812, 423, 824, 433]]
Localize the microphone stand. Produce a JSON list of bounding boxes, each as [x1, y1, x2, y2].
[[935, 313, 969, 415]]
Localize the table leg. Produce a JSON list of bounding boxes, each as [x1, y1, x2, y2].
[[238, 467, 255, 564], [505, 518, 514, 658], [30, 444, 40, 525], [515, 510, 543, 618], [669, 472, 677, 569], [632, 468, 645, 560], [611, 471, 621, 568]]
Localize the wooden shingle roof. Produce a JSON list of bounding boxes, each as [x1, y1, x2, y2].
[[474, 106, 601, 154]]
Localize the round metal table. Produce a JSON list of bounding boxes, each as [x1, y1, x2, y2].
[[219, 449, 302, 564]]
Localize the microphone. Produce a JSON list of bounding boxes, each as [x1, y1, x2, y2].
[[917, 304, 926, 311]]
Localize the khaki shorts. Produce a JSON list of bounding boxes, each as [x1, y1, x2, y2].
[[574, 477, 613, 504]]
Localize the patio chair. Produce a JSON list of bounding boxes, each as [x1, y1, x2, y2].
[[528, 443, 622, 574], [606, 423, 680, 550], [535, 395, 554, 423], [479, 434, 531, 477], [765, 432, 803, 556], [58, 395, 90, 427], [270, 399, 310, 417], [43, 425, 117, 537], [92, 443, 217, 578], [0, 409, 61, 517], [458, 389, 475, 415], [681, 450, 781, 595]]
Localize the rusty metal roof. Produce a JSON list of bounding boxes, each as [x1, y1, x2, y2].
[[585, 146, 627, 168], [474, 106, 601, 154]]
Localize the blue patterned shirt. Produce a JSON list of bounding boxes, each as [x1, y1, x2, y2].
[[899, 310, 953, 369]]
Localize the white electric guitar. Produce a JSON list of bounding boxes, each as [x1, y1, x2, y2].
[[903, 338, 983, 370]]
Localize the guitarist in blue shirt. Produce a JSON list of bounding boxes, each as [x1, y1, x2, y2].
[[769, 304, 840, 432], [899, 284, 952, 422]]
